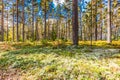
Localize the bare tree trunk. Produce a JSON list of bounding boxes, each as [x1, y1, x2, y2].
[[32, 0, 34, 41], [35, 18, 39, 40], [56, 20, 59, 39], [100, 26, 102, 40], [68, 20, 71, 40], [12, 5, 15, 42], [48, 18, 50, 39], [107, 0, 112, 43], [22, 0, 25, 42], [100, 8, 103, 40], [1, 0, 4, 41], [66, 21, 68, 40], [95, 0, 98, 41], [80, 10, 82, 41], [72, 0, 79, 45], [7, 10, 9, 41], [44, 1, 47, 39], [91, 0, 93, 48], [16, 0, 19, 42]]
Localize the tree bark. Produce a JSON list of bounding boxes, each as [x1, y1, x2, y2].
[[72, 0, 79, 45], [7, 10, 8, 41], [95, 0, 98, 41], [32, 0, 34, 41], [16, 0, 19, 42], [12, 5, 14, 42], [1, 0, 4, 41], [22, 0, 25, 42], [44, 0, 47, 39], [107, 0, 112, 43], [35, 18, 39, 40]]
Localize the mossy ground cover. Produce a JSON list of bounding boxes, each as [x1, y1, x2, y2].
[[0, 41, 120, 80]]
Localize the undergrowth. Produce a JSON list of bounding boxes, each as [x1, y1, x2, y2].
[[0, 41, 120, 80]]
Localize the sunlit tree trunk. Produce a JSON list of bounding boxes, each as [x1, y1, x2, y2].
[[107, 0, 112, 43], [1, 0, 4, 41], [95, 0, 98, 41], [22, 0, 25, 42], [44, 1, 47, 39], [72, 0, 79, 45], [68, 20, 71, 40], [16, 0, 19, 42], [79, 10, 82, 41], [7, 10, 8, 41], [48, 18, 50, 39], [35, 18, 39, 40], [100, 8, 103, 40], [32, 0, 34, 41], [12, 5, 15, 41], [56, 20, 59, 39], [66, 20, 68, 40], [90, 0, 93, 47]]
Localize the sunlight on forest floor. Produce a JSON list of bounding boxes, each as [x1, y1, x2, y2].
[[0, 41, 120, 80]]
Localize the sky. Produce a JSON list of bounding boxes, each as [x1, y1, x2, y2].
[[53, 0, 90, 6], [53, 0, 65, 6]]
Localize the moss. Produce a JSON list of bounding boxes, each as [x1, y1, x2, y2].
[[0, 41, 120, 79]]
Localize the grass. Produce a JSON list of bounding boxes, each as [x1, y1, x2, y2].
[[0, 41, 120, 80]]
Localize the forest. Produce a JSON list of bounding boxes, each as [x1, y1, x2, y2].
[[0, 0, 120, 79]]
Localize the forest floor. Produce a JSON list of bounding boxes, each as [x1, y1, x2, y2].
[[0, 41, 120, 80]]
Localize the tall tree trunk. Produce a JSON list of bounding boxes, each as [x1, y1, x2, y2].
[[16, 0, 19, 42], [7, 10, 8, 41], [80, 10, 82, 41], [22, 0, 25, 42], [1, 0, 4, 41], [48, 18, 50, 39], [91, 0, 93, 48], [56, 20, 59, 39], [13, 5, 14, 41], [32, 0, 34, 41], [100, 26, 102, 40], [95, 0, 98, 41], [72, 0, 79, 45], [100, 7, 103, 40], [66, 21, 68, 40], [68, 20, 71, 40], [35, 18, 39, 40], [44, 1, 47, 39], [107, 0, 112, 43]]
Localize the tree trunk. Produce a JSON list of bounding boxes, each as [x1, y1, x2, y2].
[[48, 18, 50, 39], [56, 20, 59, 39], [100, 26, 102, 40], [68, 20, 71, 40], [66, 21, 68, 40], [95, 0, 98, 41], [16, 0, 19, 42], [91, 0, 93, 48], [7, 10, 9, 41], [44, 1, 47, 39], [80, 11, 82, 41], [100, 7, 103, 40], [32, 0, 34, 41], [35, 18, 39, 40], [72, 0, 79, 45], [107, 0, 112, 43], [22, 0, 25, 42], [12, 5, 14, 42], [1, 0, 4, 41]]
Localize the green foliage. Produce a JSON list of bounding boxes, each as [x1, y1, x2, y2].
[[51, 30, 57, 41], [0, 42, 120, 79], [41, 39, 52, 46]]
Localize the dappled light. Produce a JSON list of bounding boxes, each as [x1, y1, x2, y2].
[[0, 0, 120, 79]]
